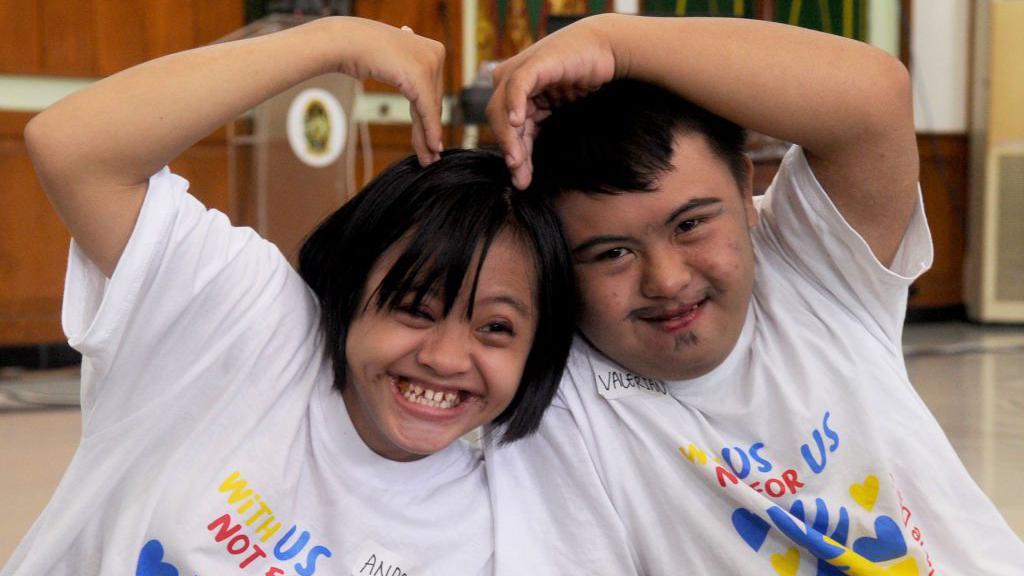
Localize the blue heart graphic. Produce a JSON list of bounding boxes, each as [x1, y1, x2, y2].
[[136, 539, 180, 576], [732, 508, 771, 552], [852, 516, 907, 562]]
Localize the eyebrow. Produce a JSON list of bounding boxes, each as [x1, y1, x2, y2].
[[476, 294, 533, 318], [663, 197, 721, 226]]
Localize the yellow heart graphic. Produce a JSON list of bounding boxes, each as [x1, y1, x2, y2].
[[771, 547, 800, 576], [883, 556, 920, 575], [850, 475, 880, 511]]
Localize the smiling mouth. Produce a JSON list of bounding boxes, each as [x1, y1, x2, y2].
[[394, 377, 466, 410], [637, 298, 708, 324]]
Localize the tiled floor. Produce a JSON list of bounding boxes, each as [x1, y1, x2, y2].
[[1, 322, 1023, 565], [903, 322, 1024, 540], [0, 367, 81, 565]]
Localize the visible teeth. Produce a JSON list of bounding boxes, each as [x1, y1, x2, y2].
[[671, 302, 701, 318], [396, 377, 463, 409]]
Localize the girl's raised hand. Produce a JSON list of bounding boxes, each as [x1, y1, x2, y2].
[[337, 18, 446, 166]]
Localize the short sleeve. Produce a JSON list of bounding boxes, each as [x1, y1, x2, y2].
[[752, 146, 933, 342], [62, 168, 319, 433]]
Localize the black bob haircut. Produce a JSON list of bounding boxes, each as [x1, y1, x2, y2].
[[531, 79, 748, 197], [298, 149, 575, 444]]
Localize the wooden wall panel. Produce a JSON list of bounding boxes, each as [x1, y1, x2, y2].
[[0, 0, 42, 74], [145, 0, 198, 62], [910, 134, 968, 310], [355, 125, 419, 186], [0, 0, 243, 77], [0, 114, 70, 345], [93, 0, 150, 75], [194, 1, 245, 46], [168, 135, 231, 216], [355, 0, 463, 95], [41, 0, 98, 76]]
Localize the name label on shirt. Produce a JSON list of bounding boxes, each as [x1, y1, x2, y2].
[[351, 540, 428, 576], [595, 368, 667, 399]]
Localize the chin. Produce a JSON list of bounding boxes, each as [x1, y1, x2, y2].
[[392, 432, 458, 459], [626, 352, 718, 382]]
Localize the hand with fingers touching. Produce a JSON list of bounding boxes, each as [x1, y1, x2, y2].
[[486, 14, 620, 189], [336, 19, 445, 166]]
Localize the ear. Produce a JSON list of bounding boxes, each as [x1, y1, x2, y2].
[[741, 155, 758, 228]]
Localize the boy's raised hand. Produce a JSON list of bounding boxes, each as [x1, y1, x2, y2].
[[487, 15, 619, 189], [337, 19, 446, 166]]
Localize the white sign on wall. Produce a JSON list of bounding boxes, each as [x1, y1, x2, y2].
[[286, 87, 347, 168]]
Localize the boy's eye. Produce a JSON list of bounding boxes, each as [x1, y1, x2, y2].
[[676, 218, 704, 234]]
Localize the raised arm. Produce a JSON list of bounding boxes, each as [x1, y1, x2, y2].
[[25, 17, 444, 277], [488, 14, 918, 266]]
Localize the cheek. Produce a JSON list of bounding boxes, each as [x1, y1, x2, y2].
[[346, 315, 417, 364], [706, 228, 754, 277], [479, 351, 530, 408], [576, 270, 629, 318]]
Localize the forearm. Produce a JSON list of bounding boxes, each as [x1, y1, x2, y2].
[[23, 16, 418, 277], [599, 14, 912, 157]]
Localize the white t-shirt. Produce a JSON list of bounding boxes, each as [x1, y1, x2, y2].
[[2, 169, 493, 576], [485, 146, 1024, 575]]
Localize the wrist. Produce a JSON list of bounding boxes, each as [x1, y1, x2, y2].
[[584, 12, 632, 80], [298, 16, 365, 77]]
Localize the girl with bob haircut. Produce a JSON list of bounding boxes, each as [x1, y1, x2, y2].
[[6, 17, 573, 576], [300, 149, 574, 447]]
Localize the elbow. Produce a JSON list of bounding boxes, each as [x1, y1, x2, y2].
[[882, 53, 913, 111], [24, 108, 76, 193], [24, 110, 60, 176], [23, 112, 48, 165], [868, 50, 914, 129]]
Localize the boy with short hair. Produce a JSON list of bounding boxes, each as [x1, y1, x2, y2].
[[485, 14, 1024, 574]]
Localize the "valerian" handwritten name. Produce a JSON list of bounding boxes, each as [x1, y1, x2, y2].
[[597, 370, 667, 395]]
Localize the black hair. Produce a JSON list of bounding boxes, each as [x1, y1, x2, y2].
[[298, 149, 575, 444], [531, 79, 748, 197]]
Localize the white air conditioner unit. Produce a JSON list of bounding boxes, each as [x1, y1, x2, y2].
[[964, 0, 1024, 322]]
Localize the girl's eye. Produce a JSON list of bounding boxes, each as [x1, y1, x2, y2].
[[398, 305, 434, 322], [594, 247, 629, 261], [483, 321, 514, 335]]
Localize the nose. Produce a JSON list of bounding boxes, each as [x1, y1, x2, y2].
[[640, 248, 693, 300], [415, 319, 473, 377]]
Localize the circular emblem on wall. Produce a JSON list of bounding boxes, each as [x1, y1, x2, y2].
[[287, 88, 347, 168]]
